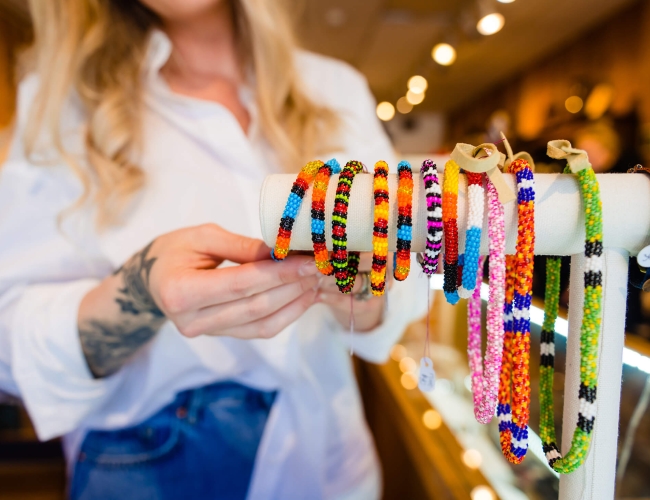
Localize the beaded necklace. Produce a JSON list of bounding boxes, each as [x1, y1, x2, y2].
[[467, 177, 506, 424], [371, 161, 390, 295], [394, 161, 413, 281], [419, 160, 443, 275], [539, 143, 603, 473], [497, 157, 535, 464], [311, 159, 341, 275], [272, 160, 324, 261], [332, 160, 364, 293]]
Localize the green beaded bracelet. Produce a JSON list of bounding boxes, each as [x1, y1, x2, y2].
[[539, 148, 603, 474]]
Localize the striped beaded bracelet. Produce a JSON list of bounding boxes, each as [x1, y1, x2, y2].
[[332, 160, 364, 294], [442, 159, 461, 303], [371, 161, 390, 295], [539, 144, 603, 473], [419, 160, 443, 275], [272, 160, 324, 261], [394, 161, 413, 281], [497, 157, 535, 464], [311, 158, 341, 275], [467, 177, 506, 424], [458, 172, 485, 299]]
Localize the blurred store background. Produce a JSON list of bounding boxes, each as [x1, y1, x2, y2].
[[1, 0, 650, 499]]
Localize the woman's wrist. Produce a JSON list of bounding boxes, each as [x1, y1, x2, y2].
[[78, 242, 166, 378]]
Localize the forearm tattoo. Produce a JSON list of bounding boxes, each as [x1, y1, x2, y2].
[[79, 242, 166, 378]]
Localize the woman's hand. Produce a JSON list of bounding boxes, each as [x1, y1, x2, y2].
[[148, 224, 320, 338], [317, 253, 386, 332], [78, 224, 320, 377]]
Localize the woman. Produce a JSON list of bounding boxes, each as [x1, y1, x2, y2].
[[0, 0, 425, 498]]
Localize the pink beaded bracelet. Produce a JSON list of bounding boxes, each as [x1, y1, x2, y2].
[[467, 177, 506, 424]]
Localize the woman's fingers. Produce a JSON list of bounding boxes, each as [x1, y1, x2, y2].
[[177, 275, 320, 337], [190, 223, 272, 264], [160, 256, 320, 313], [203, 288, 320, 339]]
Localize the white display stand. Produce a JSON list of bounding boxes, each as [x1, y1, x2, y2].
[[259, 171, 650, 500]]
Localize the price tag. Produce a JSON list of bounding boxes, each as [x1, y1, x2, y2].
[[638, 245, 650, 268], [418, 356, 436, 392]]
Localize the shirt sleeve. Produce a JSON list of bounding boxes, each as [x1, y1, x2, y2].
[[0, 77, 121, 440]]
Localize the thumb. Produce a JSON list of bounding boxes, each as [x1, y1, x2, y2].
[[194, 224, 272, 264]]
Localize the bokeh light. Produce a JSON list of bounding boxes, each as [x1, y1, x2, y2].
[[376, 101, 395, 121], [565, 95, 584, 114], [432, 43, 457, 66], [422, 409, 442, 430], [477, 13, 505, 36]]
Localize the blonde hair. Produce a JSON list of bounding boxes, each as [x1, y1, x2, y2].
[[26, 0, 336, 226]]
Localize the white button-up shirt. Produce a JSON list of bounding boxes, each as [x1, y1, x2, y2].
[[0, 32, 426, 499]]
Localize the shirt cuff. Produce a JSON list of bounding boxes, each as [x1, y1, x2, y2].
[[11, 279, 115, 441]]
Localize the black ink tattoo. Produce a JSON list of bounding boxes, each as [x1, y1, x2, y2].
[[115, 241, 164, 318], [79, 241, 166, 378], [79, 320, 159, 378]]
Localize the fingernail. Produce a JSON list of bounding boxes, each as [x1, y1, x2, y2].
[[299, 260, 319, 276]]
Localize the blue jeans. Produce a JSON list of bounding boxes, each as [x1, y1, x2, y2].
[[70, 382, 276, 500]]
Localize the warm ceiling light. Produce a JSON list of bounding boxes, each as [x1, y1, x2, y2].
[[471, 486, 496, 500], [422, 410, 442, 430], [376, 101, 395, 121], [406, 90, 425, 105], [432, 43, 457, 66], [407, 75, 428, 94], [497, 0, 515, 3], [565, 96, 584, 114], [477, 13, 505, 35], [462, 449, 483, 469], [396, 97, 413, 114]]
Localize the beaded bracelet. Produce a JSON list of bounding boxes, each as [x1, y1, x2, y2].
[[332, 160, 364, 294], [394, 161, 413, 281], [497, 157, 535, 464], [311, 158, 341, 275], [272, 160, 324, 260], [467, 178, 506, 424], [371, 161, 390, 295], [539, 162, 603, 473], [458, 172, 485, 299], [419, 160, 443, 275], [442, 159, 461, 304]]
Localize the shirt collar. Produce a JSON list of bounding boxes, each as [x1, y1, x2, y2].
[[141, 29, 258, 135]]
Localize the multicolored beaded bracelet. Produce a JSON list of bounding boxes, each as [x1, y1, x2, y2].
[[497, 157, 535, 464], [442, 159, 461, 304], [332, 160, 364, 294], [371, 161, 390, 295], [394, 161, 413, 281], [419, 160, 442, 275], [468, 177, 506, 424], [272, 160, 324, 261], [540, 147, 603, 474], [458, 172, 485, 299], [311, 158, 341, 275]]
